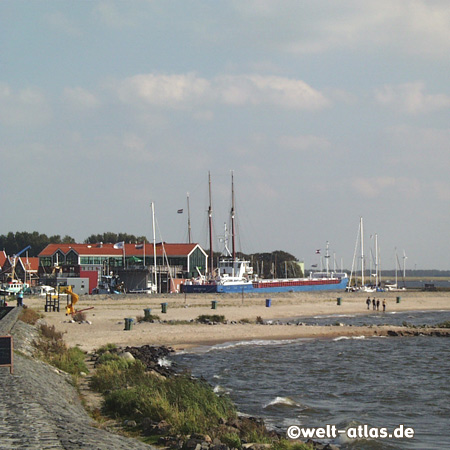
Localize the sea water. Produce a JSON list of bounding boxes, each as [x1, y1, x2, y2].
[[172, 311, 450, 449]]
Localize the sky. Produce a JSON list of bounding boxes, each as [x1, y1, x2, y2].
[[1, 0, 449, 270]]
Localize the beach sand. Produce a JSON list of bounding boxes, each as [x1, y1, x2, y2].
[[25, 291, 450, 352]]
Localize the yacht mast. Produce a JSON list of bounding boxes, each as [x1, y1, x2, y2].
[[231, 171, 236, 261], [187, 192, 192, 244], [151, 201, 157, 292], [208, 172, 214, 276], [360, 217, 365, 287]]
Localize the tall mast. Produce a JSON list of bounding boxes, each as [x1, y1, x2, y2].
[[187, 192, 192, 244], [360, 217, 365, 287], [375, 233, 378, 288], [231, 171, 236, 261], [151, 202, 157, 292], [208, 171, 214, 276]]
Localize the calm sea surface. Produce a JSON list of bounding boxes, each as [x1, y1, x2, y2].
[[172, 311, 450, 450]]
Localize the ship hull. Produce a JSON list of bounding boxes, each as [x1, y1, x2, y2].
[[182, 277, 349, 294]]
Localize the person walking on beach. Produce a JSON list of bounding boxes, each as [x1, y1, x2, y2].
[[372, 298, 376, 310], [383, 299, 386, 312], [366, 297, 371, 309], [376, 299, 380, 311]]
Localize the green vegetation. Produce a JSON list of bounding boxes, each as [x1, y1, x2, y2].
[[436, 320, 450, 328], [136, 314, 161, 322], [271, 439, 314, 450], [33, 323, 88, 377], [90, 357, 237, 436], [19, 306, 43, 325], [196, 314, 226, 323]]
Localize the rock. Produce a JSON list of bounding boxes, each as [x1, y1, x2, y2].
[[119, 351, 135, 361]]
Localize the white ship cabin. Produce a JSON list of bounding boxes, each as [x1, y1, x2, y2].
[[217, 258, 254, 280]]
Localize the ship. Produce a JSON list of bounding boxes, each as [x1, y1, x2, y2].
[[181, 172, 349, 294]]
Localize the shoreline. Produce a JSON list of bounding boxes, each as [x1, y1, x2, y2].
[[24, 291, 450, 352]]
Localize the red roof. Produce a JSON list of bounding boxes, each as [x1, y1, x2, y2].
[[0, 251, 7, 268], [38, 243, 203, 258], [19, 257, 39, 272]]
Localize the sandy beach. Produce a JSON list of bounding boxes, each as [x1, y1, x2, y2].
[[24, 291, 450, 352]]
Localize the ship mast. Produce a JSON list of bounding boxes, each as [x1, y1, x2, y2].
[[187, 192, 191, 244], [231, 171, 236, 261], [208, 171, 214, 277]]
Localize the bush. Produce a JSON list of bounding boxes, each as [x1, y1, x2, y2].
[[19, 307, 43, 325], [93, 358, 236, 435], [271, 439, 313, 450], [436, 321, 450, 328], [51, 347, 88, 375], [136, 314, 160, 323], [33, 324, 88, 376], [90, 359, 147, 393], [73, 311, 86, 322], [221, 432, 242, 449], [197, 314, 226, 324], [96, 343, 118, 355]]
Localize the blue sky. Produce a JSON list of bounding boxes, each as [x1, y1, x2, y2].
[[1, 1, 449, 270]]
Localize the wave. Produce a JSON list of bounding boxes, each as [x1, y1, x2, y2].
[[204, 338, 313, 352], [333, 335, 366, 341], [213, 385, 229, 394], [263, 396, 303, 409], [157, 357, 172, 367]]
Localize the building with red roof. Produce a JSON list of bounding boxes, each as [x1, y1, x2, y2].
[[38, 242, 208, 294]]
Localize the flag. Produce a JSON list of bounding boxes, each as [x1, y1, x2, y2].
[[135, 243, 144, 249], [316, 249, 321, 254], [114, 241, 125, 249], [177, 209, 183, 214]]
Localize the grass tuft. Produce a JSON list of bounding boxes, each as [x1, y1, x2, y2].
[[19, 307, 43, 325]]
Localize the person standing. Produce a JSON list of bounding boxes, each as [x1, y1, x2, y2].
[[376, 299, 380, 311], [382, 299, 386, 312], [366, 297, 371, 309], [372, 298, 376, 310], [16, 290, 24, 307]]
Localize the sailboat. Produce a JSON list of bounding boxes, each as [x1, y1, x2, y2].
[[181, 173, 349, 294], [347, 217, 377, 292], [385, 249, 406, 291]]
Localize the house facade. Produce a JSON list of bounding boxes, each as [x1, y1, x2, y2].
[[38, 242, 208, 294]]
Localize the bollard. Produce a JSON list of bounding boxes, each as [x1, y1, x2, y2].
[[337, 297, 342, 306], [211, 300, 218, 310], [144, 308, 152, 319], [265, 298, 271, 307], [396, 296, 401, 304], [161, 302, 168, 314], [124, 318, 133, 331]]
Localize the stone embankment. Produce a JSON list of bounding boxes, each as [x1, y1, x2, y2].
[[0, 307, 155, 450]]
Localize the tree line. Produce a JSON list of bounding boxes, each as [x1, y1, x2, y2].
[[0, 231, 147, 257]]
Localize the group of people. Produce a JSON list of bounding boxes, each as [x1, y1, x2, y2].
[[366, 296, 386, 312]]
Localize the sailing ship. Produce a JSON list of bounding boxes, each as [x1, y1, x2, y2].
[[181, 173, 348, 294]]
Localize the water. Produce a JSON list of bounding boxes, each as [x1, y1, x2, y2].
[[278, 309, 449, 327], [172, 311, 450, 449]]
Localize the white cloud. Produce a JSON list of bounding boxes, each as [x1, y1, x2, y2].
[[114, 73, 330, 111], [116, 73, 211, 108], [233, 0, 450, 58], [375, 82, 450, 114], [351, 176, 397, 198], [63, 87, 100, 109], [0, 83, 51, 127]]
